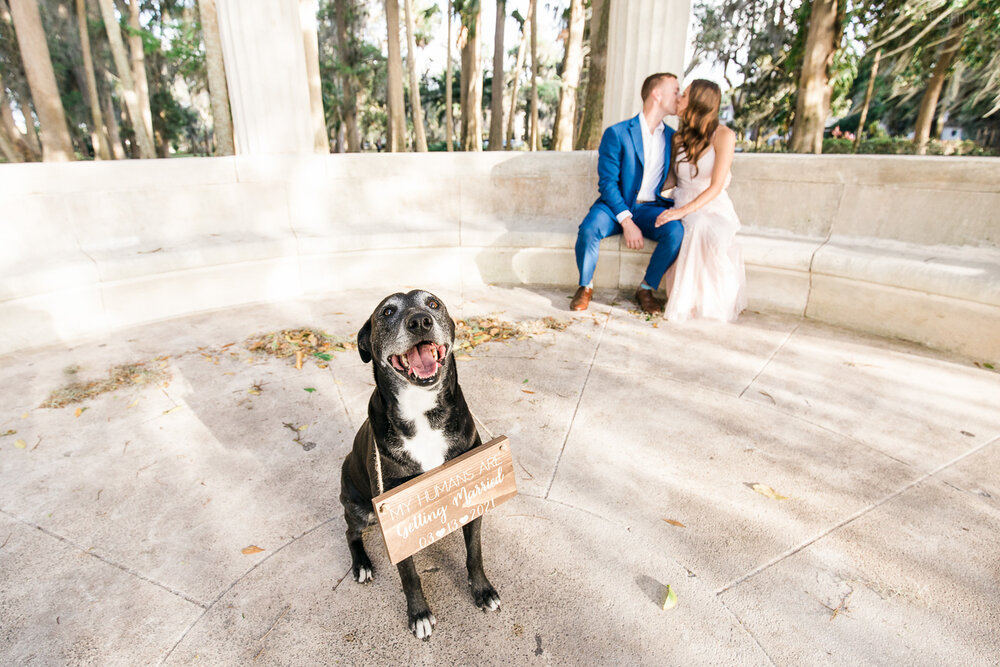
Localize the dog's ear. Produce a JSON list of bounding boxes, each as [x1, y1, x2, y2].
[[357, 319, 373, 363]]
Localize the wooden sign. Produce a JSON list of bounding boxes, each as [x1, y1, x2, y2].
[[372, 436, 517, 564]]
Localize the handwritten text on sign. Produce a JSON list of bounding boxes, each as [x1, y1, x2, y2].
[[372, 436, 517, 564]]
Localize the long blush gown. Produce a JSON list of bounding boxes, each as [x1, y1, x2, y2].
[[662, 146, 747, 323]]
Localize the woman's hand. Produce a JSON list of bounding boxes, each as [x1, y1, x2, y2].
[[655, 207, 685, 227]]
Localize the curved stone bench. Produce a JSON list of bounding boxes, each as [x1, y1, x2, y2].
[[1, 153, 997, 360]]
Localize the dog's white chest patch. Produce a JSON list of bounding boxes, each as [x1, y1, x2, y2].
[[397, 385, 449, 471]]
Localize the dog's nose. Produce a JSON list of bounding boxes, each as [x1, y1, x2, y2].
[[406, 312, 433, 334]]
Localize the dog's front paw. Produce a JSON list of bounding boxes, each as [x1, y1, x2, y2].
[[471, 581, 501, 612], [352, 554, 374, 584], [354, 563, 373, 584], [408, 609, 437, 640]]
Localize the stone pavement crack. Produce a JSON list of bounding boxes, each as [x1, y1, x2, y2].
[[714, 432, 1000, 595], [0, 508, 207, 609], [717, 595, 780, 666], [158, 514, 341, 666], [543, 308, 611, 499], [737, 322, 800, 399]]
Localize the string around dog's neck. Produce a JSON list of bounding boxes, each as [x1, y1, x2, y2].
[[373, 441, 385, 496]]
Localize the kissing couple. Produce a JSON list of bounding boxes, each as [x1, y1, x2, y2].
[[571, 72, 747, 323]]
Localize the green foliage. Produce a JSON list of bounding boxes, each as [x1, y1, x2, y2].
[[743, 135, 996, 154]]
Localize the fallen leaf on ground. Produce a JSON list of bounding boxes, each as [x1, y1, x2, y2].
[[21, 413, 29, 419], [661, 584, 678, 610], [295, 350, 304, 370], [241, 545, 264, 555], [522, 389, 535, 394], [14, 439, 27, 449], [248, 389, 261, 395], [298, 424, 309, 431], [455, 354, 473, 361], [663, 519, 686, 528], [163, 406, 182, 415], [303, 387, 316, 393], [74, 407, 87, 417], [127, 400, 139, 409], [751, 483, 788, 500], [1, 429, 15, 437]]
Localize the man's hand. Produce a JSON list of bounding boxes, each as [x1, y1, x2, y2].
[[622, 218, 644, 250], [655, 207, 684, 227]]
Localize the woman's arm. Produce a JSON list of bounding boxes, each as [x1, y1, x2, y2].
[[655, 127, 736, 227]]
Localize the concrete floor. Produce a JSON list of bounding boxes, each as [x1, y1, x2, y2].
[[1, 284, 998, 666]]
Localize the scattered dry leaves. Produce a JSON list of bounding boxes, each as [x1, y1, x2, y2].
[[454, 315, 570, 352], [241, 545, 264, 555], [245, 329, 356, 367], [663, 519, 686, 528], [40, 359, 171, 409]]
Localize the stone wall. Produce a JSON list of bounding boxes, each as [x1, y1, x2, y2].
[[1, 153, 998, 358]]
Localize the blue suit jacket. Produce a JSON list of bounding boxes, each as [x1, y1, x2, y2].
[[593, 114, 675, 218]]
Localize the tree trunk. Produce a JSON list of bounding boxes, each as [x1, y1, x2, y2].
[[198, 0, 234, 155], [487, 0, 505, 150], [124, 0, 155, 152], [553, 0, 584, 151], [0, 74, 36, 161], [100, 74, 127, 159], [789, 0, 842, 154], [76, 0, 110, 159], [529, 0, 539, 151], [9, 0, 75, 161], [505, 5, 529, 150], [384, 0, 406, 151], [445, 0, 454, 151], [334, 0, 360, 152], [576, 0, 606, 150], [0, 122, 19, 161], [96, 0, 155, 157], [913, 21, 965, 155], [403, 0, 427, 151], [460, 3, 482, 151], [853, 47, 880, 152]]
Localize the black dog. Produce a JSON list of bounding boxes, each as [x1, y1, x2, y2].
[[339, 290, 501, 640]]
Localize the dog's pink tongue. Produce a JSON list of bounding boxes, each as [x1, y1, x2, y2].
[[406, 344, 437, 378]]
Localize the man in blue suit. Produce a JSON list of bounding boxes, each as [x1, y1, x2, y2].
[[570, 73, 684, 314]]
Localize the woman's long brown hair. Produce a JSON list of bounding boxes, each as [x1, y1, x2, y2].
[[673, 79, 722, 178]]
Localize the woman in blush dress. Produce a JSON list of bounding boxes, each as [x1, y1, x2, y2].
[[655, 79, 747, 323]]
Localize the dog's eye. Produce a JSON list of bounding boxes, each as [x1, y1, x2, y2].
[[382, 306, 395, 317], [428, 300, 440, 310]]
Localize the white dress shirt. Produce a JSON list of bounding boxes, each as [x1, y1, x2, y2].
[[617, 113, 666, 223]]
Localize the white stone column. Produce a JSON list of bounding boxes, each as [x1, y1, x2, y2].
[[602, 0, 691, 128], [214, 0, 322, 154]]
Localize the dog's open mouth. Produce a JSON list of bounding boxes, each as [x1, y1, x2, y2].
[[389, 341, 448, 383]]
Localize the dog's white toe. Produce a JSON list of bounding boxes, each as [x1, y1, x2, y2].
[[355, 566, 373, 584], [410, 612, 437, 640]]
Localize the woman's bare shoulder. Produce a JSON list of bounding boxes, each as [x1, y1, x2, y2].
[[714, 124, 736, 144]]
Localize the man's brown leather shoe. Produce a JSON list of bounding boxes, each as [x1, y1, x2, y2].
[[570, 286, 593, 311], [635, 287, 664, 314]]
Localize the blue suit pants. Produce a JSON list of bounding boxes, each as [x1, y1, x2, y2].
[[575, 202, 684, 289]]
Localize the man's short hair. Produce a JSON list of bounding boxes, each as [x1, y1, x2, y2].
[[640, 72, 678, 101]]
